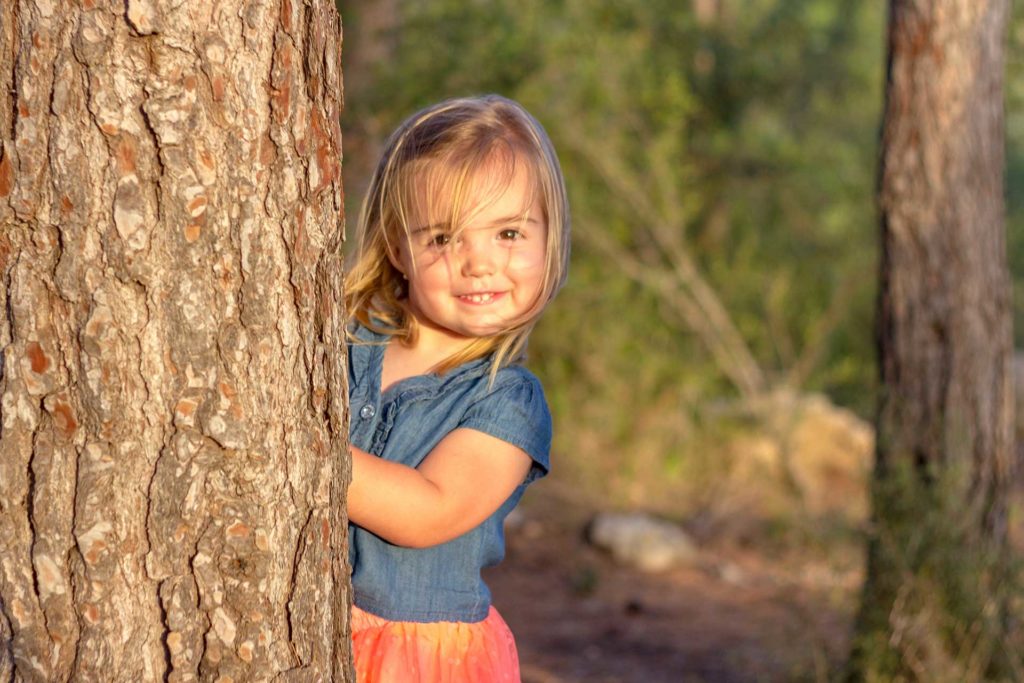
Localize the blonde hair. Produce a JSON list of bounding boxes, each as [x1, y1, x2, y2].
[[345, 95, 570, 376]]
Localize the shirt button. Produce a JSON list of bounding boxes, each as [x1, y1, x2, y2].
[[359, 404, 376, 420]]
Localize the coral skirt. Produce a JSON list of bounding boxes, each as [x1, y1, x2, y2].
[[351, 604, 521, 682]]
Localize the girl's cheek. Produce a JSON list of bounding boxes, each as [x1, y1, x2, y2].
[[514, 251, 546, 270], [416, 251, 448, 269]]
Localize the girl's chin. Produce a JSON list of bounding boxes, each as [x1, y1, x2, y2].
[[417, 322, 500, 343], [448, 325, 504, 340], [412, 311, 517, 343]]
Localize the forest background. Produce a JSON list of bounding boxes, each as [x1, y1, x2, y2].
[[335, 0, 1023, 678], [337, 0, 1024, 523], [0, 2, 1013, 680]]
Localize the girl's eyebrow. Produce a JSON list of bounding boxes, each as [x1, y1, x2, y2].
[[410, 223, 450, 235], [496, 216, 541, 226], [487, 214, 540, 226], [412, 216, 540, 234]]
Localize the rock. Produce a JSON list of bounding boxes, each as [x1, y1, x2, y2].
[[504, 508, 544, 539], [784, 394, 873, 519], [726, 391, 873, 523], [586, 512, 698, 572], [716, 562, 745, 586]]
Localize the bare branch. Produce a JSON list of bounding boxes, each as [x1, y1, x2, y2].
[[562, 126, 767, 399]]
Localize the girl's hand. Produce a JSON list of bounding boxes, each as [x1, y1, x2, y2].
[[347, 430, 532, 548]]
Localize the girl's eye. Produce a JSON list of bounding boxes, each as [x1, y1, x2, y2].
[[498, 228, 522, 241], [428, 233, 451, 248]]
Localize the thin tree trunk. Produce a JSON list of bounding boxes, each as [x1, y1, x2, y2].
[[0, 1, 350, 680], [850, 0, 1015, 678]]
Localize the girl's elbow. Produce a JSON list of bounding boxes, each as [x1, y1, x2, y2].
[[388, 520, 461, 549], [394, 529, 454, 549]]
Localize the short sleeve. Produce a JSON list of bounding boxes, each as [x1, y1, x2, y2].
[[458, 370, 552, 483]]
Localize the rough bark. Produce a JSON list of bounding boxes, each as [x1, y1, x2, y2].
[[0, 1, 350, 681], [850, 0, 1015, 678]]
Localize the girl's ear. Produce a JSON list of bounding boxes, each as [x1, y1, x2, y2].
[[387, 245, 405, 275]]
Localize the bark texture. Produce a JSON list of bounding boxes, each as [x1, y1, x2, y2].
[[851, 0, 1015, 677], [0, 1, 350, 680]]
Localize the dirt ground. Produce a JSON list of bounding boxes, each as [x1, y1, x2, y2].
[[485, 483, 863, 683]]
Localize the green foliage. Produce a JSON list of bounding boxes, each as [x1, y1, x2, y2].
[[338, 0, 1021, 505], [339, 0, 886, 497], [847, 459, 1023, 682], [1007, 5, 1024, 347], [337, 1, 1024, 676]]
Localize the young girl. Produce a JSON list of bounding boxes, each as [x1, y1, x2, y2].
[[344, 94, 570, 681]]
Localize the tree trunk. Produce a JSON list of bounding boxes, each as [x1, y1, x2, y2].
[[0, 1, 350, 680], [850, 0, 1015, 678]]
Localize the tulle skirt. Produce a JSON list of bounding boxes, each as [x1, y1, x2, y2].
[[351, 604, 521, 683]]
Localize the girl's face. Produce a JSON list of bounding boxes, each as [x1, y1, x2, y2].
[[393, 157, 548, 349]]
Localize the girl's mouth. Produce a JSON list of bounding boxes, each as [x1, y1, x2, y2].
[[458, 292, 502, 304]]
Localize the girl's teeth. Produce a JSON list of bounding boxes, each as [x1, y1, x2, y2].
[[464, 293, 493, 303]]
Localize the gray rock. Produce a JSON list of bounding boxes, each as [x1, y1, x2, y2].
[[587, 512, 698, 572], [716, 562, 746, 585]]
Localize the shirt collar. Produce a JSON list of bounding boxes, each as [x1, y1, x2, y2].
[[349, 323, 494, 395]]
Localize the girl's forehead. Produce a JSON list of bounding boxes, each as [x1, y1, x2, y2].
[[404, 154, 542, 226]]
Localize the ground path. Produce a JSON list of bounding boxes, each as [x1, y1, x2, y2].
[[487, 485, 860, 683]]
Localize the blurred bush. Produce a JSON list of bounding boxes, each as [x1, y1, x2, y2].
[[338, 0, 1024, 520]]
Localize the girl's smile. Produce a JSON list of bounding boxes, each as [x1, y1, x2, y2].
[[457, 291, 505, 304]]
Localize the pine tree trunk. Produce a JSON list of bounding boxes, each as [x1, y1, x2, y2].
[[0, 1, 351, 680], [850, 0, 1015, 678]]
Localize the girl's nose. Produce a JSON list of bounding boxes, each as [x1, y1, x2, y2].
[[459, 240, 496, 277]]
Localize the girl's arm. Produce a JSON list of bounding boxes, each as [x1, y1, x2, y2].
[[348, 429, 533, 548]]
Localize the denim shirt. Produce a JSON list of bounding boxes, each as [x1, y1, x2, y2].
[[347, 325, 552, 623]]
